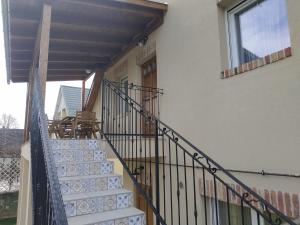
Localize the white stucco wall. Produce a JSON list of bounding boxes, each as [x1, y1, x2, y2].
[[94, 0, 300, 193]]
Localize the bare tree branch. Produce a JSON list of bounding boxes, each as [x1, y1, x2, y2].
[[0, 114, 19, 129]]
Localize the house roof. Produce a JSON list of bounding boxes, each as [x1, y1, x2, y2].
[[2, 0, 168, 83], [0, 129, 23, 157], [54, 85, 90, 118]]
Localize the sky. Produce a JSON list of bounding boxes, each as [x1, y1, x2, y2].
[[0, 4, 92, 129]]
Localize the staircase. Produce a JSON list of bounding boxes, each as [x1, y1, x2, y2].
[[50, 139, 145, 225]]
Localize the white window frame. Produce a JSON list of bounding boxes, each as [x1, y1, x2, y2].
[[226, 0, 261, 68]]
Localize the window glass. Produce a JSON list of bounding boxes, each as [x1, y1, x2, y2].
[[228, 0, 291, 67], [218, 201, 252, 225]]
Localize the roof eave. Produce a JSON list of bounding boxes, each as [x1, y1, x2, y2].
[[115, 0, 168, 12], [2, 0, 11, 84]]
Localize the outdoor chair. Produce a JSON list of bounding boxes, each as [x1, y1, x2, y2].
[[74, 111, 101, 139]]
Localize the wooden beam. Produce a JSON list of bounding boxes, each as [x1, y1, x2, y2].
[[50, 38, 123, 49], [11, 16, 142, 35], [47, 69, 86, 75], [24, 3, 52, 141], [49, 42, 120, 54], [38, 4, 51, 100], [48, 50, 112, 58], [81, 80, 86, 111], [84, 71, 104, 111], [53, 0, 162, 18], [114, 0, 168, 11]]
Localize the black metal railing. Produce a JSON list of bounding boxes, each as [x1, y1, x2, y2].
[[109, 80, 163, 119], [101, 79, 296, 225], [30, 73, 68, 225]]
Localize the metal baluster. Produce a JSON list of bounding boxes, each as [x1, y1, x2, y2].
[[183, 151, 189, 225], [175, 142, 181, 225], [226, 187, 231, 225], [155, 120, 160, 225], [202, 168, 208, 225], [241, 199, 245, 225], [161, 126, 166, 220], [168, 138, 174, 225], [213, 177, 219, 225], [192, 158, 198, 225]]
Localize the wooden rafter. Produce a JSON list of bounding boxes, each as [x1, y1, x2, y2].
[[5, 0, 167, 83], [84, 71, 104, 111]]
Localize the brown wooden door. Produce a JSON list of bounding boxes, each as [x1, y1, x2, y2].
[[141, 57, 157, 135], [136, 184, 153, 225]]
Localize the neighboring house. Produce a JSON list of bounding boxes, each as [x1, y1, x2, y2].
[[2, 1, 300, 225], [53, 85, 90, 120]]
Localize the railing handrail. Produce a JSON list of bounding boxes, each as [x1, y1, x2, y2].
[[102, 78, 296, 225], [109, 80, 164, 94], [31, 73, 68, 225]]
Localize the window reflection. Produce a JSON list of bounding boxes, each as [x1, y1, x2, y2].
[[236, 0, 290, 64]]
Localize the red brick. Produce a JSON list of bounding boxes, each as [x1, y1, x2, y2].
[[239, 65, 243, 74], [248, 61, 253, 70], [278, 191, 285, 213], [236, 185, 241, 205], [199, 179, 203, 195], [224, 69, 229, 78], [270, 191, 277, 208], [278, 49, 284, 60], [265, 55, 271, 64], [265, 190, 270, 203], [231, 184, 236, 202], [210, 180, 214, 198], [292, 194, 299, 218], [252, 60, 258, 69], [285, 192, 293, 217], [252, 187, 259, 208], [222, 184, 227, 202], [206, 179, 210, 198], [284, 47, 292, 57]]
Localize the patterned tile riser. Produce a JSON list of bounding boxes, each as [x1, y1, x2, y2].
[[57, 161, 114, 177], [85, 214, 145, 225], [53, 150, 107, 163], [64, 192, 134, 217], [49, 140, 102, 151], [60, 176, 123, 195]]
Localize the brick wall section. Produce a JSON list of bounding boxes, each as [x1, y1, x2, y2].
[[221, 47, 292, 79], [199, 178, 300, 219]]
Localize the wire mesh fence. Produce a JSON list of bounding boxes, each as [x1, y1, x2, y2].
[[0, 157, 20, 193]]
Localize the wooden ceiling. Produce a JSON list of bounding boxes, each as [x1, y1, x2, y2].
[[3, 0, 167, 83]]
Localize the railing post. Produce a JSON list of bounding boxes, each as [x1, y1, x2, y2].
[[101, 81, 105, 137], [155, 119, 160, 225]]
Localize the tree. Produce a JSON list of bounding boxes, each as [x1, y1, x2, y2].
[[0, 114, 18, 129]]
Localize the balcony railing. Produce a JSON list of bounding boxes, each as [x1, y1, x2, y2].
[[30, 72, 68, 225]]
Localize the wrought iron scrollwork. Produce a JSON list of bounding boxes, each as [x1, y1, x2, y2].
[[101, 79, 296, 225]]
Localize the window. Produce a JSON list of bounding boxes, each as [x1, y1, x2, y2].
[[227, 0, 291, 68]]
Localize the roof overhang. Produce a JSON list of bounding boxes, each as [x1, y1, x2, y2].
[[2, 0, 168, 83]]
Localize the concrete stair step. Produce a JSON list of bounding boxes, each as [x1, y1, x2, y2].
[[63, 189, 134, 217], [53, 150, 107, 164], [59, 174, 123, 195], [56, 161, 114, 177], [67, 207, 145, 225]]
